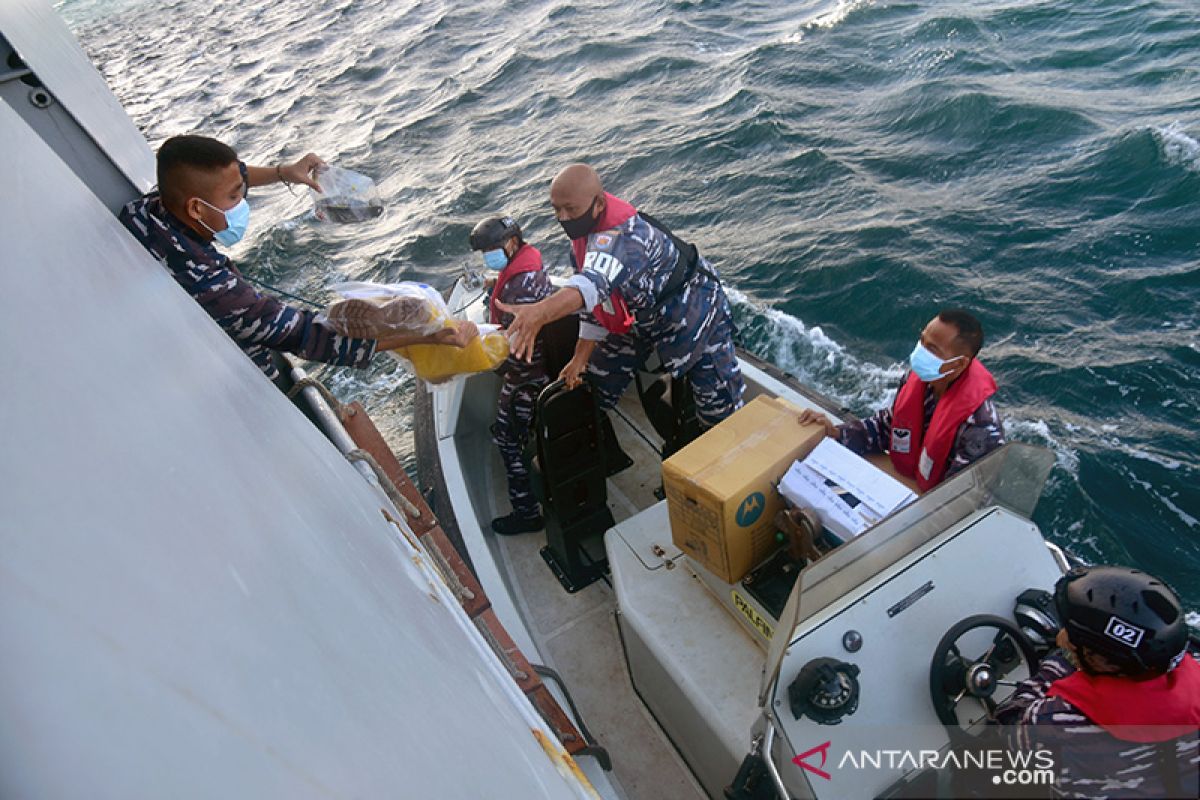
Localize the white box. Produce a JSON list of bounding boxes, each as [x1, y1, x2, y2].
[[778, 438, 917, 543]]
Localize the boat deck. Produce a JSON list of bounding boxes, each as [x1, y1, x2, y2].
[[455, 384, 706, 799]]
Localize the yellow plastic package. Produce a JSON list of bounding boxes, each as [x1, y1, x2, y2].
[[393, 329, 509, 384], [327, 280, 508, 384]]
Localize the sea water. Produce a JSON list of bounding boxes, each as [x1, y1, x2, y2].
[[62, 0, 1200, 612]]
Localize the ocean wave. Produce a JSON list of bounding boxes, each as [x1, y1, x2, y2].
[[1151, 123, 1200, 173], [805, 0, 874, 31], [1128, 475, 1199, 531], [780, 0, 874, 44], [879, 87, 1098, 153], [728, 287, 905, 412], [1005, 418, 1081, 477], [1121, 444, 1183, 471]]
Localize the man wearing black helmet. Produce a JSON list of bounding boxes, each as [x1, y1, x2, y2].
[[469, 216, 555, 535], [994, 566, 1199, 798]]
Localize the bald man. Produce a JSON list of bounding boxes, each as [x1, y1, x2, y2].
[[502, 164, 744, 429], [119, 135, 475, 383]]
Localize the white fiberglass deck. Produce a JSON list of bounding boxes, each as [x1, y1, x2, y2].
[[426, 295, 842, 799], [448, 374, 710, 799]]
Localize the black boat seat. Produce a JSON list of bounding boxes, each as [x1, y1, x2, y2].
[[539, 313, 581, 379], [530, 379, 612, 592], [637, 370, 703, 459]]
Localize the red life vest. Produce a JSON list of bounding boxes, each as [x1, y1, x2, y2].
[[489, 243, 543, 325], [1046, 653, 1200, 743], [888, 359, 997, 492], [570, 192, 638, 334]]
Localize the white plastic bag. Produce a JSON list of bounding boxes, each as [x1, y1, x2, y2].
[[325, 281, 449, 337], [312, 165, 383, 223]]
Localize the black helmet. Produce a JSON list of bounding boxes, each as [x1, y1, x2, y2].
[[1054, 565, 1188, 675], [469, 215, 522, 251]]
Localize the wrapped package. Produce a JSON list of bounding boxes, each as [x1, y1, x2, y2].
[[394, 333, 509, 384], [326, 281, 508, 383], [325, 294, 445, 339], [312, 166, 384, 223]]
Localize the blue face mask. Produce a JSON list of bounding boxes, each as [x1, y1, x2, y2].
[[198, 197, 250, 246], [482, 248, 508, 270], [909, 341, 964, 382]]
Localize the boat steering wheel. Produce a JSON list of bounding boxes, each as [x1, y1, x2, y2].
[[929, 614, 1038, 737]]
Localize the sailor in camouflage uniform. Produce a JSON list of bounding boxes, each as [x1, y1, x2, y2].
[[994, 566, 1199, 799], [469, 216, 555, 535], [501, 163, 744, 428], [120, 135, 474, 383], [798, 309, 1004, 491]]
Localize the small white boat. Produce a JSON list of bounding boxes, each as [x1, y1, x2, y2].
[[413, 277, 1084, 799]]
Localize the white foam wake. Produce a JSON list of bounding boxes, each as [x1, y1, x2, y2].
[[805, 0, 874, 31], [727, 288, 905, 412], [1151, 123, 1200, 172], [1005, 418, 1081, 477], [782, 1, 874, 44]]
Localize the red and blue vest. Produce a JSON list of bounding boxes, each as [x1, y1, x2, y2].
[[889, 359, 997, 492], [489, 243, 543, 325], [570, 192, 638, 334]]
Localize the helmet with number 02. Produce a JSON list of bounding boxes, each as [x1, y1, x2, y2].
[[1054, 565, 1189, 675], [469, 215, 522, 252]]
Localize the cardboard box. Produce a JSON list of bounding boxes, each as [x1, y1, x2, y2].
[[865, 452, 919, 493], [663, 396, 826, 584]]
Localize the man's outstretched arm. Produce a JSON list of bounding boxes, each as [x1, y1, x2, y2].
[[245, 153, 325, 191], [496, 287, 586, 362], [376, 320, 479, 351]]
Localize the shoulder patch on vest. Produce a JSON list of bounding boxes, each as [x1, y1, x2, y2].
[[590, 231, 617, 252]]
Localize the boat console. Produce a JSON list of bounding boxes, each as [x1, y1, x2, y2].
[[608, 444, 1068, 799]]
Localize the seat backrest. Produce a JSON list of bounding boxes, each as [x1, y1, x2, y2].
[[537, 381, 601, 460], [539, 314, 580, 380], [534, 380, 607, 516], [531, 379, 615, 592]]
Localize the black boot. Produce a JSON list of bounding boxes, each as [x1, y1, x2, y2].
[[600, 412, 634, 476], [491, 512, 544, 536]]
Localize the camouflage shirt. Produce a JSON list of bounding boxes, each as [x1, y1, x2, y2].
[[119, 192, 376, 381], [838, 383, 1005, 480], [565, 212, 732, 377], [494, 266, 556, 384], [993, 653, 1200, 798]]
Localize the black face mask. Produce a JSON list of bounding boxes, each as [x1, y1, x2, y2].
[[559, 197, 599, 240]]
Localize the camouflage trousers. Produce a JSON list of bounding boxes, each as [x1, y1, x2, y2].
[[492, 376, 547, 519], [587, 314, 745, 428]]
